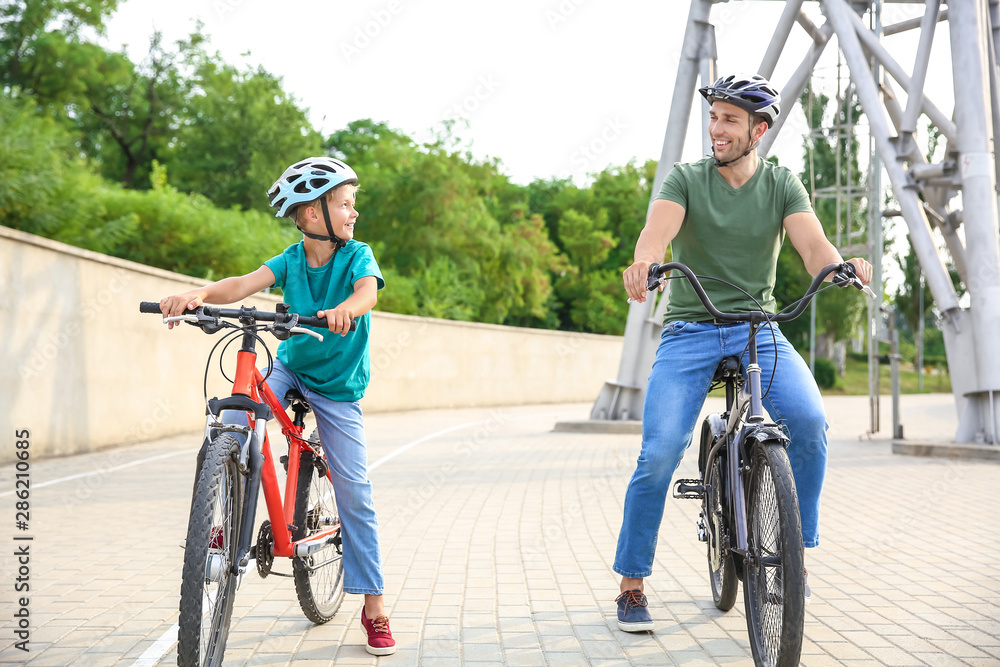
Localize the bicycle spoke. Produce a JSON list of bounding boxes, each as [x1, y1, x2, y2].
[[293, 438, 346, 623]]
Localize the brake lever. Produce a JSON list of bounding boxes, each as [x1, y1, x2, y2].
[[626, 279, 666, 304], [164, 308, 225, 333], [833, 270, 877, 301]]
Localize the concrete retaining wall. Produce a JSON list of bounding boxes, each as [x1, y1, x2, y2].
[[0, 226, 623, 462]]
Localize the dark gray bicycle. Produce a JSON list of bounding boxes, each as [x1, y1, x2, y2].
[[648, 261, 874, 667]]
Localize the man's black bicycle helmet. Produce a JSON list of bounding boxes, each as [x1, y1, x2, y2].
[[699, 73, 781, 127]]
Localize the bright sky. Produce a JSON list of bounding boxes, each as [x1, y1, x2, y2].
[[103, 0, 946, 190]]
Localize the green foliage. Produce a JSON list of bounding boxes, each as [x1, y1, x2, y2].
[[164, 55, 323, 212], [812, 357, 837, 389], [2, 4, 656, 333], [326, 120, 572, 328], [0, 92, 297, 278]]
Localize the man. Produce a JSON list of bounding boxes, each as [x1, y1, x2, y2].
[[614, 73, 872, 631]]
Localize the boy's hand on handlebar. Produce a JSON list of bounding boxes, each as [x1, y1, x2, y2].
[[159, 292, 205, 329], [318, 307, 354, 337]]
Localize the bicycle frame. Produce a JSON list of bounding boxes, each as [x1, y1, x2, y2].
[[209, 337, 339, 576], [700, 317, 790, 566]]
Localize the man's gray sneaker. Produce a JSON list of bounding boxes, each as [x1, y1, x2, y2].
[[616, 589, 654, 632], [804, 568, 811, 606]]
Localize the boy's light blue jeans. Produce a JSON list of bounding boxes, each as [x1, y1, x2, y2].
[[223, 359, 384, 595], [613, 320, 828, 580]]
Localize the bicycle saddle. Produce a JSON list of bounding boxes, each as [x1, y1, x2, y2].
[[284, 389, 313, 414], [712, 356, 742, 383]]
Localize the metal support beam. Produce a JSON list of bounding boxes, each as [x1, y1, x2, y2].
[[900, 0, 941, 135], [881, 78, 969, 284], [882, 7, 947, 37], [948, 0, 1000, 443], [842, 4, 959, 142], [822, 0, 961, 318], [759, 19, 834, 159], [759, 0, 806, 78]]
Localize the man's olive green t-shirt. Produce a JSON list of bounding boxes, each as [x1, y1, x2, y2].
[[655, 158, 813, 323]]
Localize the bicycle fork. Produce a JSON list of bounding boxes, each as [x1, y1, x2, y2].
[[203, 397, 271, 582]]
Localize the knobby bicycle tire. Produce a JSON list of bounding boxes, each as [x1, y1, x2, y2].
[[178, 434, 244, 667], [743, 441, 805, 667], [706, 453, 739, 611], [292, 430, 345, 623]]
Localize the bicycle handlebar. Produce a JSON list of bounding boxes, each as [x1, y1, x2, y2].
[[139, 301, 357, 338], [644, 261, 875, 324]]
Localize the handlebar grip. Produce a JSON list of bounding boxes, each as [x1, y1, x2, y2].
[[297, 316, 358, 331], [646, 263, 663, 291], [140, 301, 200, 315]]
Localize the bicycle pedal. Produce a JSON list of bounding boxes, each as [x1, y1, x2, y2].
[[673, 478, 705, 499]]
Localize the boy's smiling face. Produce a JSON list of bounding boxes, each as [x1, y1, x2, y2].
[[298, 184, 359, 241], [326, 186, 359, 241]]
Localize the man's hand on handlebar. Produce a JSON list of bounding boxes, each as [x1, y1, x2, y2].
[[623, 260, 664, 304], [843, 257, 872, 285], [832, 259, 877, 300]]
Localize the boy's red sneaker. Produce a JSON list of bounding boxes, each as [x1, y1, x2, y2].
[[361, 608, 396, 656]]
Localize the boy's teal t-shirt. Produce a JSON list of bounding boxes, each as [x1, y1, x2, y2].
[[264, 240, 385, 401]]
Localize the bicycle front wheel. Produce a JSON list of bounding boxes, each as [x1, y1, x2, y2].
[[292, 431, 345, 623], [178, 434, 244, 667], [743, 441, 804, 667]]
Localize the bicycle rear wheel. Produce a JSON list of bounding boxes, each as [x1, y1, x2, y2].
[[705, 453, 738, 611], [743, 441, 804, 667], [178, 434, 244, 667], [292, 431, 345, 623]]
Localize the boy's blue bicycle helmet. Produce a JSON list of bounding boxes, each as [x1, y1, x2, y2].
[[699, 73, 781, 127], [267, 157, 358, 246]]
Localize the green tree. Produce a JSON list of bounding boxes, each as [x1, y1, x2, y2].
[[164, 54, 322, 212], [1, 2, 194, 189], [326, 120, 565, 327], [1, 0, 121, 101]]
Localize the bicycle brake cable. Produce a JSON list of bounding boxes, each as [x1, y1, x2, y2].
[[202, 324, 240, 401], [687, 274, 780, 400]]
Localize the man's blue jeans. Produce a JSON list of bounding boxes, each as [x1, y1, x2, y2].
[[222, 359, 385, 595], [613, 320, 828, 580]]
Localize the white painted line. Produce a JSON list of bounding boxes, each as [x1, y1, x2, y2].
[[130, 623, 178, 667], [369, 419, 497, 472], [0, 449, 197, 497]]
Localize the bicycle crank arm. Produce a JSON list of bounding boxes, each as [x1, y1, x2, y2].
[[293, 533, 339, 558]]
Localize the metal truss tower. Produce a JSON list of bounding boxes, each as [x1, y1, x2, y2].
[[590, 0, 1000, 445]]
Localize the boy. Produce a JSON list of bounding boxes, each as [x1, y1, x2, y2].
[[159, 157, 394, 655]]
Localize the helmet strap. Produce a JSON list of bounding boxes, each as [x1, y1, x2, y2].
[[294, 197, 346, 250], [712, 126, 760, 168]]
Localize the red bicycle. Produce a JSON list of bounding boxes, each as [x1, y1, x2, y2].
[[140, 301, 353, 666]]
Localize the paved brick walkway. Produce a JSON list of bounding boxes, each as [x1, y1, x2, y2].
[[1, 396, 998, 666]]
